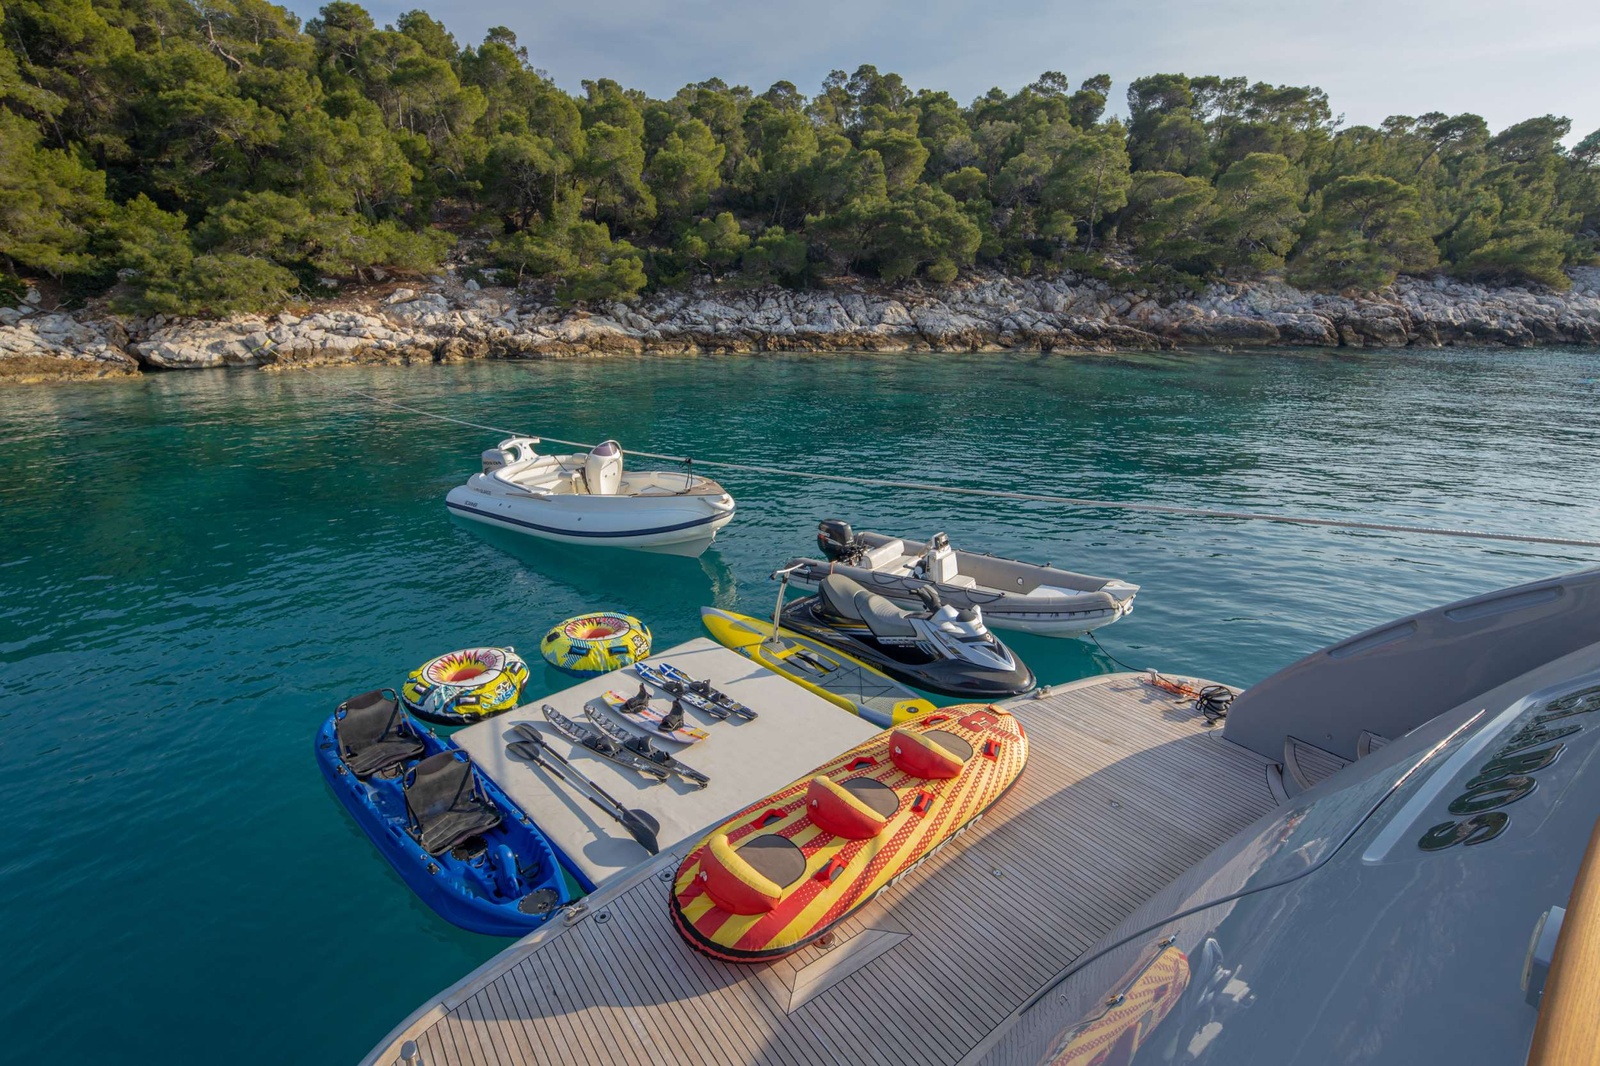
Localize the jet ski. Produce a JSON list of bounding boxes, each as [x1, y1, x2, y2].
[[779, 574, 1036, 698]]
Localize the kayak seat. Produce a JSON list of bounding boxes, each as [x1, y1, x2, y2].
[[817, 574, 919, 639], [807, 775, 899, 840], [404, 751, 503, 856], [890, 728, 973, 779], [336, 688, 425, 778], [700, 832, 805, 914]]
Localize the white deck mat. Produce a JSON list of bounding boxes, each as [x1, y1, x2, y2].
[[453, 638, 879, 887]]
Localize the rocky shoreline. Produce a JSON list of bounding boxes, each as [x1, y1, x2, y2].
[[4, 267, 1599, 382]]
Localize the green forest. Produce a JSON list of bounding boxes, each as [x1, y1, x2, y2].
[[3, 0, 1599, 315]]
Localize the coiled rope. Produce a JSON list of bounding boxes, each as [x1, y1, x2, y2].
[[324, 382, 1600, 551]]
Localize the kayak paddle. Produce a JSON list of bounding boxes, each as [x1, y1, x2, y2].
[[507, 725, 662, 855]]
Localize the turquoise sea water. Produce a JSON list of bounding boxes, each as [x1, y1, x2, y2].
[[3, 347, 1598, 1064]]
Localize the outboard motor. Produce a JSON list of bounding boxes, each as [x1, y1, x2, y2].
[[584, 440, 623, 496], [481, 447, 511, 473], [817, 520, 856, 560]]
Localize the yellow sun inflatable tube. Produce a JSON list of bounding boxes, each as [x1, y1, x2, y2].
[[401, 646, 531, 725], [541, 613, 652, 677]]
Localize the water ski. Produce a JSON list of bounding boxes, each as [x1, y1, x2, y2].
[[599, 684, 710, 743], [584, 705, 710, 788], [536, 707, 670, 782]]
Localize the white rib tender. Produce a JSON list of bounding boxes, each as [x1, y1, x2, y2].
[[323, 380, 1600, 551]]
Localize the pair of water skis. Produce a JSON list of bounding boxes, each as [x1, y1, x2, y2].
[[503, 664, 761, 851], [589, 660, 755, 751]]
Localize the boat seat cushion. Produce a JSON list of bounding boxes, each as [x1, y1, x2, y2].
[[945, 574, 978, 589], [699, 832, 805, 914], [404, 752, 502, 856], [336, 689, 425, 778], [891, 728, 973, 779], [861, 540, 905, 569], [807, 776, 899, 839]]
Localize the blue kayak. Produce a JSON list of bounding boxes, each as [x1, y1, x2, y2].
[[315, 688, 588, 936]]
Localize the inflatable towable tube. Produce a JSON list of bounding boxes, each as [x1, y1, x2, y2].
[[402, 646, 530, 725], [541, 613, 652, 676], [670, 704, 1028, 961]]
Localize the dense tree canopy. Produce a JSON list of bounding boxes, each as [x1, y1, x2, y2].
[[1, 0, 1596, 313]]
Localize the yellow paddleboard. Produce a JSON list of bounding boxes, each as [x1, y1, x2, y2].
[[700, 607, 935, 727]]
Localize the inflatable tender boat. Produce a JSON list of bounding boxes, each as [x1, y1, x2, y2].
[[670, 704, 1027, 961], [315, 689, 584, 936], [788, 522, 1138, 637], [446, 437, 735, 557], [780, 574, 1035, 698]]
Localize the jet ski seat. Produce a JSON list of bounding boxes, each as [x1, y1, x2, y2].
[[404, 751, 503, 855], [817, 575, 919, 639]]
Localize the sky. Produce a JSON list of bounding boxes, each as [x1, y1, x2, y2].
[[293, 0, 1600, 142]]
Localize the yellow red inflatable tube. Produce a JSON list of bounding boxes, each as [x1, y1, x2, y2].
[[671, 704, 1028, 961]]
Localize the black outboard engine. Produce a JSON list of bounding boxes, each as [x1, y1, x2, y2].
[[817, 520, 856, 561]]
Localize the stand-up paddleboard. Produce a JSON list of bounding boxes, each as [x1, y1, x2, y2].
[[670, 704, 1027, 961], [700, 606, 935, 728]]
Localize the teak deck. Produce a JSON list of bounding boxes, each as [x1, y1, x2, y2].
[[363, 673, 1281, 1066]]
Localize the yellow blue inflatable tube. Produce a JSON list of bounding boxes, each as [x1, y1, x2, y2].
[[541, 613, 652, 676], [402, 646, 530, 725]]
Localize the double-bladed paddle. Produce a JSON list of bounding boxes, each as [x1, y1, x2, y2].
[[506, 725, 662, 855]]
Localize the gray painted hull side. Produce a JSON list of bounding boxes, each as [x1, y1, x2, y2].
[[975, 567, 1600, 1066]]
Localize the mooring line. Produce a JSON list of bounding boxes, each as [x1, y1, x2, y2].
[[323, 380, 1600, 551]]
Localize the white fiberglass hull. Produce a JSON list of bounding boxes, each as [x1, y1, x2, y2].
[[446, 484, 735, 557]]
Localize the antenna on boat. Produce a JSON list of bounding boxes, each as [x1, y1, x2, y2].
[[767, 563, 805, 646]]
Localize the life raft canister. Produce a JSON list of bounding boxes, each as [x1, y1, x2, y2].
[[402, 646, 531, 725], [541, 613, 652, 677]]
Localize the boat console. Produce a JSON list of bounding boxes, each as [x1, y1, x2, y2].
[[582, 440, 623, 495]]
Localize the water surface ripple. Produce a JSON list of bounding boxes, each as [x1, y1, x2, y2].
[[1, 348, 1597, 1063]]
